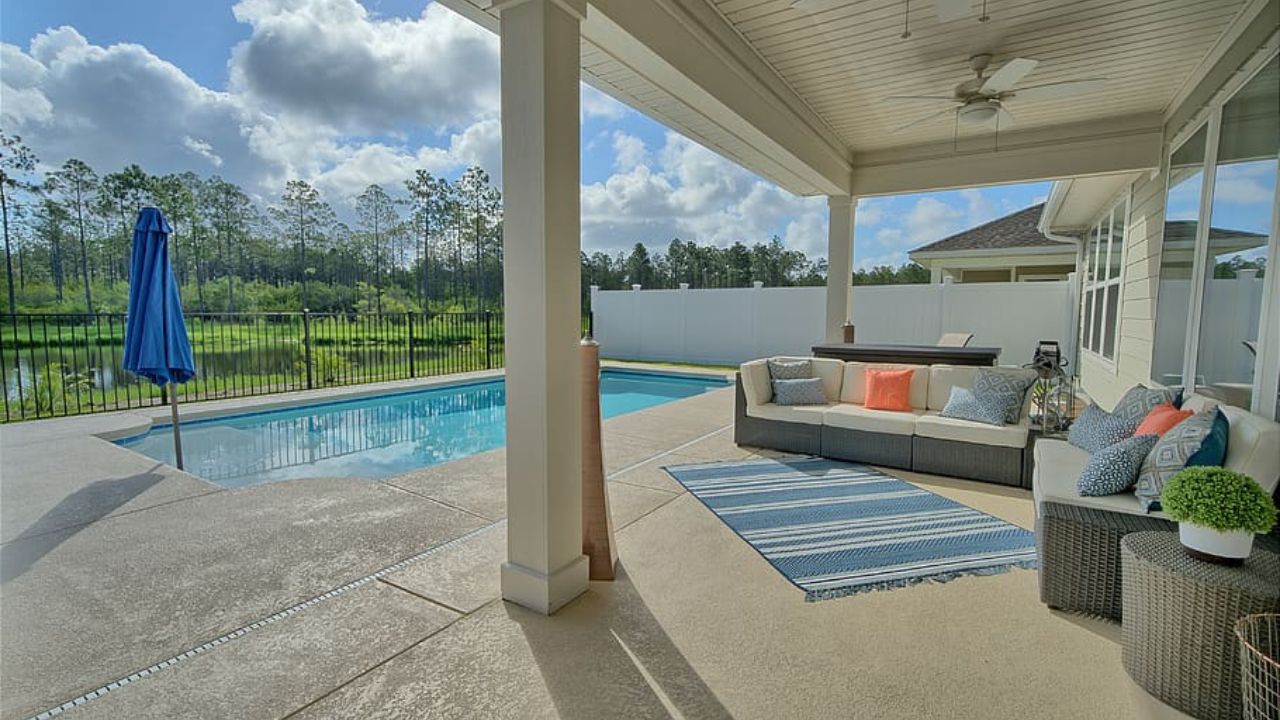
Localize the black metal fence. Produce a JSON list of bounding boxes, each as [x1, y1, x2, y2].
[[0, 311, 505, 423]]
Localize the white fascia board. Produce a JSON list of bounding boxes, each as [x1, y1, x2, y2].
[[850, 114, 1162, 198], [909, 246, 1079, 261]]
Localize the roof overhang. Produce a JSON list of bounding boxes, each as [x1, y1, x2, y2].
[[908, 245, 1079, 261], [1040, 171, 1146, 235]]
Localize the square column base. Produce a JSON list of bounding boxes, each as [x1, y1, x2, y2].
[[501, 554, 589, 614]]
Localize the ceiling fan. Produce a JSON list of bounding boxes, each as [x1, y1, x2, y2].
[[791, 0, 979, 24], [885, 54, 1106, 134]]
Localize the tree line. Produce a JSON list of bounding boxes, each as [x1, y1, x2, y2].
[[0, 130, 932, 318]]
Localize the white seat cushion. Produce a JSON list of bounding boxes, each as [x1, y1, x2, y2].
[[739, 359, 773, 406], [915, 412, 1029, 449], [1032, 439, 1170, 520], [823, 404, 924, 435], [745, 402, 835, 426], [840, 362, 929, 410], [926, 365, 980, 410], [1181, 395, 1280, 493]]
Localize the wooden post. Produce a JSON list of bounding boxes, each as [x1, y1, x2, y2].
[[581, 337, 616, 580]]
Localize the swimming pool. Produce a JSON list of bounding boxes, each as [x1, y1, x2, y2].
[[118, 369, 728, 487]]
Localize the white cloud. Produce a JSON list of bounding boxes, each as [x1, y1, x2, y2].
[[229, 0, 499, 134], [611, 132, 647, 172], [582, 85, 628, 120]]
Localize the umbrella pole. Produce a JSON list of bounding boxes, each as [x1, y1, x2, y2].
[[169, 382, 185, 471]]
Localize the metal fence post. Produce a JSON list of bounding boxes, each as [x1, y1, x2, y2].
[[484, 311, 492, 370], [302, 309, 314, 390], [407, 312, 416, 379]]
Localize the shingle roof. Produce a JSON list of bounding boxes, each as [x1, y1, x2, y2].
[[911, 204, 1060, 254]]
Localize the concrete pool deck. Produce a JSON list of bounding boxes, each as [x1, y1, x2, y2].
[[1, 370, 1184, 719]]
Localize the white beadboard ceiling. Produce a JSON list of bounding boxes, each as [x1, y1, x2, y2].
[[712, 0, 1246, 152]]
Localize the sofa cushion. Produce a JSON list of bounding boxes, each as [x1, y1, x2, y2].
[[864, 368, 915, 411], [841, 362, 929, 409], [1068, 404, 1132, 453], [927, 365, 979, 410], [1112, 384, 1181, 434], [771, 378, 828, 406], [823, 404, 924, 436], [740, 360, 772, 407], [939, 386, 1010, 426], [915, 411, 1029, 449], [768, 358, 812, 380], [1135, 408, 1221, 512], [972, 367, 1038, 424], [745, 402, 833, 426], [1032, 439, 1170, 519], [1077, 435, 1159, 497], [768, 356, 844, 402], [1209, 402, 1280, 493]]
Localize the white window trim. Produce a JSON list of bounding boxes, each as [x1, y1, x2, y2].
[[1080, 192, 1130, 369]]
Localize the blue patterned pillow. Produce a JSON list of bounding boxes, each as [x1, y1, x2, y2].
[[1077, 434, 1159, 496], [1112, 385, 1180, 435], [972, 368, 1037, 423], [1068, 404, 1132, 453], [1135, 409, 1222, 511], [768, 359, 812, 380], [771, 377, 827, 406], [940, 386, 1010, 426]]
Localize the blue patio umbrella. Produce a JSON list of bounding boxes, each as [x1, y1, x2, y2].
[[123, 207, 196, 469]]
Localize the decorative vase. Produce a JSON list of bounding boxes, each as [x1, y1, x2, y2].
[[1179, 522, 1254, 566]]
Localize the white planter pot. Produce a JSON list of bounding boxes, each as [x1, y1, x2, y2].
[[1179, 522, 1254, 563]]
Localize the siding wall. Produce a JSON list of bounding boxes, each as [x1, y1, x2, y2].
[[1079, 170, 1165, 409]]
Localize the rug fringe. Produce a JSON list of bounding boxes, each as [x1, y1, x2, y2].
[[804, 558, 1040, 603]]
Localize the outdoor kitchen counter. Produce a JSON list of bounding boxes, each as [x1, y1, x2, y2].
[[811, 343, 1001, 366]]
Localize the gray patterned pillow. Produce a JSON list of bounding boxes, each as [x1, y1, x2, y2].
[[1112, 385, 1180, 435], [1077, 434, 1159, 496], [768, 359, 812, 380], [972, 367, 1037, 423], [771, 377, 827, 406], [939, 386, 1009, 426], [1135, 409, 1218, 511], [1068, 404, 1132, 453]]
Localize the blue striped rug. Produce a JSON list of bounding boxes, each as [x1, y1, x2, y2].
[[664, 457, 1037, 601]]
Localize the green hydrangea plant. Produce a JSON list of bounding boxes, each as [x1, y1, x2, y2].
[[1162, 467, 1277, 534]]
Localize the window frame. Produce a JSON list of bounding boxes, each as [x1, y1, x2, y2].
[[1080, 191, 1130, 367]]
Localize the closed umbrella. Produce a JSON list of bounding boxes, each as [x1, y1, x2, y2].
[[123, 207, 196, 469]]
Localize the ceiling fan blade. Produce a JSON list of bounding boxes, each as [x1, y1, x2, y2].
[[995, 106, 1016, 128], [1010, 79, 1106, 102], [934, 0, 971, 22], [981, 58, 1040, 94], [894, 107, 956, 134], [881, 95, 959, 104]]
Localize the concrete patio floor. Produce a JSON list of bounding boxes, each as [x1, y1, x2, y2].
[[0, 378, 1180, 719]]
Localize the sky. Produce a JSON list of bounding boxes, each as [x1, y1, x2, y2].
[[0, 0, 1052, 266]]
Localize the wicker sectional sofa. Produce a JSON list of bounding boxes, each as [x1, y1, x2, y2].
[[1032, 395, 1280, 620], [735, 356, 1035, 487]]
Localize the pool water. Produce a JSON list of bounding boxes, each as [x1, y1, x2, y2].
[[118, 370, 727, 487]]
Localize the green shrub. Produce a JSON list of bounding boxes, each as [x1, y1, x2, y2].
[[1162, 466, 1277, 533]]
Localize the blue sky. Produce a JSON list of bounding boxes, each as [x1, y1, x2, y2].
[[0, 0, 1050, 264]]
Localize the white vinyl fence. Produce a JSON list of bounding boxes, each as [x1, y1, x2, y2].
[[592, 279, 1078, 367]]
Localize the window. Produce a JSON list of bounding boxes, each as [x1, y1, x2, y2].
[[1151, 53, 1279, 413], [1081, 197, 1128, 361]]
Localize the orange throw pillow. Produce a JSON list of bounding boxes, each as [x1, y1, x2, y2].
[[1135, 402, 1193, 437], [864, 368, 915, 412]]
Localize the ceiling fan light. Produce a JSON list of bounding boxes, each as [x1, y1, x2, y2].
[[958, 102, 999, 124]]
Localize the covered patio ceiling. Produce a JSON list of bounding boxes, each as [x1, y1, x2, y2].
[[441, 0, 1269, 197]]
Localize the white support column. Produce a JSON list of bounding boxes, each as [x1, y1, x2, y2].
[[825, 195, 855, 343], [497, 0, 589, 614]]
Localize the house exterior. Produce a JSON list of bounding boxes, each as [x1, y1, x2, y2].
[[908, 204, 1078, 283]]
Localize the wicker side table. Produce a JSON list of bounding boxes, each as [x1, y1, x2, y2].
[[1121, 531, 1280, 719]]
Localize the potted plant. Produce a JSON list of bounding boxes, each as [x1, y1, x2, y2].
[[1161, 467, 1278, 565]]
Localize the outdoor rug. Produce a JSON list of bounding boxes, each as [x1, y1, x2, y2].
[[664, 457, 1037, 601]]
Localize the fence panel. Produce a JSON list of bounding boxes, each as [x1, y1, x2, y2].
[[0, 311, 505, 423]]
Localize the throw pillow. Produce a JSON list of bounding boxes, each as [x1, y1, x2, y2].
[[972, 367, 1038, 423], [771, 377, 828, 406], [864, 368, 914, 411], [1112, 385, 1180, 434], [1077, 434, 1160, 497], [1186, 407, 1229, 467], [1134, 409, 1219, 511], [939, 386, 1008, 426], [1134, 403, 1194, 437], [768, 359, 812, 380], [1068, 404, 1132, 453]]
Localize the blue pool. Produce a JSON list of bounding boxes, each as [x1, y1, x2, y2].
[[118, 370, 728, 487]]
